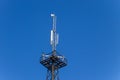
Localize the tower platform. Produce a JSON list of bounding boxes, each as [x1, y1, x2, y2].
[[40, 50, 67, 70]]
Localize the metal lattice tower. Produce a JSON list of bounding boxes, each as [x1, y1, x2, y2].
[[40, 14, 67, 80]]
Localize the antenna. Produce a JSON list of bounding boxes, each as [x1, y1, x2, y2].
[[50, 14, 59, 51], [40, 14, 67, 80]]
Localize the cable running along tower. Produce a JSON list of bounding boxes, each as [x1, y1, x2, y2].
[[40, 14, 67, 80]]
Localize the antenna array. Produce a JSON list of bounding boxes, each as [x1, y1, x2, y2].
[[50, 14, 59, 51]]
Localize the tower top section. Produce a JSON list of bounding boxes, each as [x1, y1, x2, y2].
[[40, 14, 67, 80], [50, 14, 59, 51]]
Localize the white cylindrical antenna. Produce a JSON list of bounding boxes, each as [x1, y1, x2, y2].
[[50, 30, 54, 45]]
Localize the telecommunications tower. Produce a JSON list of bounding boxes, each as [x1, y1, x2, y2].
[[40, 14, 67, 80]]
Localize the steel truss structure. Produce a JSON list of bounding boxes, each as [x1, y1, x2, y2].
[[40, 50, 67, 80]]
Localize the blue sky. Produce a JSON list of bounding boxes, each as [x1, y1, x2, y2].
[[0, 0, 120, 80]]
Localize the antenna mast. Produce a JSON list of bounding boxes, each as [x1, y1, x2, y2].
[[50, 14, 59, 51]]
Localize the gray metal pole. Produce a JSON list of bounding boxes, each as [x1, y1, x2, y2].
[[52, 64, 54, 80]]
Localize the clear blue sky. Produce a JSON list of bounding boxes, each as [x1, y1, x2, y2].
[[0, 0, 120, 80]]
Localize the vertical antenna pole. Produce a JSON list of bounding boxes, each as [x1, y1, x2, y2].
[[51, 14, 58, 52], [52, 14, 56, 32]]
